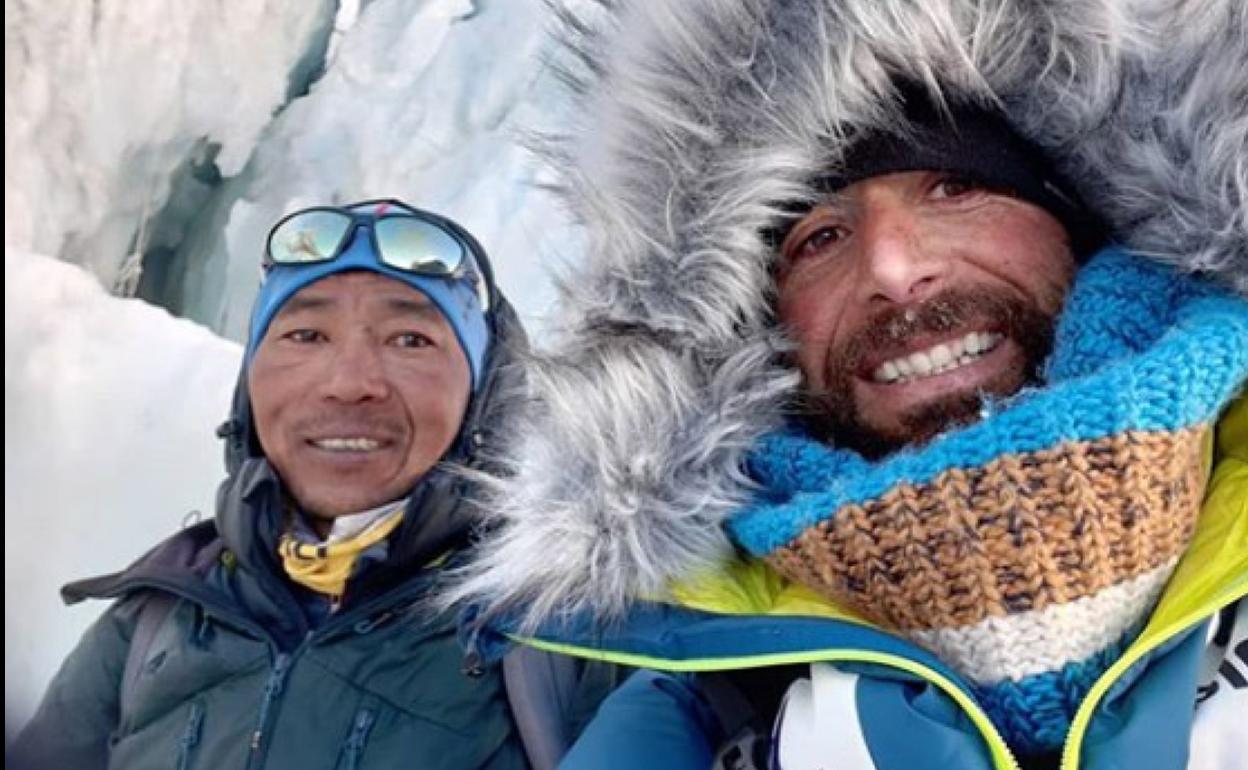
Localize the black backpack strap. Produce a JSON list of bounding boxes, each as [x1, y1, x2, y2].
[[503, 646, 585, 770], [120, 591, 179, 716], [700, 673, 770, 770], [699, 664, 808, 770]]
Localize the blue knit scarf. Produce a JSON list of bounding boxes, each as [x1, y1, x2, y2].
[[728, 247, 1248, 755]]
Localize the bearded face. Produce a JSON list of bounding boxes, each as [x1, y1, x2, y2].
[[776, 171, 1075, 458]]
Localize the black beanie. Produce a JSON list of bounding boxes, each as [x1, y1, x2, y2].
[[810, 83, 1105, 258]]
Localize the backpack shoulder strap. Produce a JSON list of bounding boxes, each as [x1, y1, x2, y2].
[[120, 591, 179, 714], [700, 664, 809, 770], [700, 672, 770, 770], [503, 645, 584, 770]]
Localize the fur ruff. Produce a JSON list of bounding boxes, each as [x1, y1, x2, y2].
[[447, 0, 1248, 631]]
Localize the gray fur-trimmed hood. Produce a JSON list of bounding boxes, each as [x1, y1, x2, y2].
[[449, 0, 1248, 630]]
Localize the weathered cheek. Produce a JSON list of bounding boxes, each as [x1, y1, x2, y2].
[[777, 286, 814, 334], [403, 371, 468, 424], [775, 293, 824, 382], [252, 376, 293, 430]]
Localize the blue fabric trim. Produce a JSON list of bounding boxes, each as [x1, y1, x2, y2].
[[521, 601, 975, 695], [973, 636, 1130, 756], [1078, 623, 1208, 770], [857, 674, 997, 770], [729, 247, 1248, 555], [495, 602, 1220, 770], [559, 671, 719, 770]]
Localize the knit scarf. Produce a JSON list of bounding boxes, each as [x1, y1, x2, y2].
[[727, 247, 1248, 755]]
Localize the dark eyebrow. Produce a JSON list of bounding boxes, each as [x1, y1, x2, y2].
[[383, 297, 444, 321], [272, 293, 445, 323], [274, 295, 335, 318], [815, 189, 854, 216]]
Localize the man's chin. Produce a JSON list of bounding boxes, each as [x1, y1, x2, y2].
[[821, 391, 988, 460], [892, 392, 988, 446]]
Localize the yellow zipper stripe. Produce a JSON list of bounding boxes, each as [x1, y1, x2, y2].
[[1059, 579, 1247, 770], [509, 634, 1022, 770]]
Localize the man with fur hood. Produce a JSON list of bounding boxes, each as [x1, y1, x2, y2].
[[449, 1, 1248, 769], [9, 199, 585, 769]]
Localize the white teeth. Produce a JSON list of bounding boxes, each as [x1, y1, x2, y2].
[[910, 351, 934, 376], [312, 437, 382, 452], [871, 331, 1004, 384], [875, 360, 900, 382], [965, 332, 984, 355]]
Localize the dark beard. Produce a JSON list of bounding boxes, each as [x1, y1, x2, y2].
[[795, 287, 1058, 459]]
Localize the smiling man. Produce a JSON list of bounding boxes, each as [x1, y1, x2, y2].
[[248, 271, 472, 541], [10, 200, 541, 769], [449, 3, 1248, 770], [773, 92, 1087, 459], [778, 168, 1072, 456]]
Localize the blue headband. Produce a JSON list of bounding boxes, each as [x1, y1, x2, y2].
[[244, 217, 492, 391]]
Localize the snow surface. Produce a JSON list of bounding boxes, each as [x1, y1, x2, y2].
[[4, 0, 337, 290], [171, 0, 577, 340], [5, 0, 578, 739], [5, 250, 242, 738]]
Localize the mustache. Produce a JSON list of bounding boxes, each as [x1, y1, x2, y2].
[[292, 411, 406, 440], [834, 287, 1031, 375]]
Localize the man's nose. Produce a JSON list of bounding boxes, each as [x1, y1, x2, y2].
[[320, 336, 390, 403], [856, 203, 949, 306]]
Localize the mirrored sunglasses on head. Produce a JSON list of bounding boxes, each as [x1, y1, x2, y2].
[[264, 199, 490, 311]]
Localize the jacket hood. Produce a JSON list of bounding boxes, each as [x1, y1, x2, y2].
[[448, 0, 1248, 630]]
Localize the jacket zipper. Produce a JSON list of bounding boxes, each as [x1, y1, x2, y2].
[[245, 652, 293, 769], [519, 581, 1247, 770], [95, 574, 433, 768], [1059, 584, 1247, 770], [175, 701, 205, 770], [238, 589, 428, 768], [339, 708, 377, 770]]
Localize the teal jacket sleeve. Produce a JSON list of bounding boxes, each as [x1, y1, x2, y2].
[[8, 597, 141, 770], [559, 670, 720, 770]]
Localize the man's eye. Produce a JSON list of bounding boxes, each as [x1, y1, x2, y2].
[[791, 225, 850, 262], [931, 176, 982, 199], [284, 329, 324, 343], [392, 332, 433, 349]]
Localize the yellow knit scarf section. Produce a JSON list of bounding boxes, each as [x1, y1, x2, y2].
[[278, 508, 405, 600]]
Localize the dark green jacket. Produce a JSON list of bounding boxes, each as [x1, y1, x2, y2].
[[9, 459, 529, 770], [9, 277, 610, 770]]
